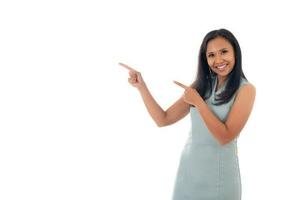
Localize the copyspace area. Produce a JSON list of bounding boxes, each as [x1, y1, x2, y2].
[[0, 1, 299, 199]]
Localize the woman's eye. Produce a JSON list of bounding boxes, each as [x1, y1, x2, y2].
[[208, 54, 214, 58], [221, 50, 228, 54]]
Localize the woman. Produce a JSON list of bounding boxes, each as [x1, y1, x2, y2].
[[120, 28, 256, 200]]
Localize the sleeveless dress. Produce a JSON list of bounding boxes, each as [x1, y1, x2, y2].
[[171, 76, 250, 200]]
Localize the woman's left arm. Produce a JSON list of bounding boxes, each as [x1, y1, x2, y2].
[[194, 84, 256, 145]]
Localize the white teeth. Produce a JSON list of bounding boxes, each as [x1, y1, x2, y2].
[[217, 64, 227, 69]]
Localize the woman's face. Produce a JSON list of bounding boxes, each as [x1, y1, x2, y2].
[[206, 37, 235, 77]]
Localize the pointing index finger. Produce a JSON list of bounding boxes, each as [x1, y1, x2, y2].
[[119, 62, 137, 72], [173, 80, 188, 89]]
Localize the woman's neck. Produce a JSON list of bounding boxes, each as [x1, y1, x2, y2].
[[216, 75, 227, 90]]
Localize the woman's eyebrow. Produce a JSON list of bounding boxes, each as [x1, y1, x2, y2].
[[220, 48, 228, 51], [207, 48, 228, 54]]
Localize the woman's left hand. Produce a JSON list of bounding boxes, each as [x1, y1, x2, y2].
[[173, 80, 203, 106]]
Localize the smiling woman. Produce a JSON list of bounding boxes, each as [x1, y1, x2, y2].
[[207, 39, 235, 77], [120, 28, 256, 200], [171, 29, 255, 200]]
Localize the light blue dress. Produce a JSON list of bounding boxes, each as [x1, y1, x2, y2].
[[172, 76, 250, 200]]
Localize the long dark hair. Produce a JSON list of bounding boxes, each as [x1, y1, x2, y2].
[[191, 28, 247, 106]]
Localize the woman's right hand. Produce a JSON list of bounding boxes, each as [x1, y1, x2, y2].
[[119, 62, 146, 90]]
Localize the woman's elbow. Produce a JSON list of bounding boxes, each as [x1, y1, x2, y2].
[[156, 119, 168, 127]]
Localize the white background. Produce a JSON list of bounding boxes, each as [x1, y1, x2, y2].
[[1, 0, 299, 199]]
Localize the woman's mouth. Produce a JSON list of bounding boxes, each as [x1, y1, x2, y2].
[[216, 64, 227, 71]]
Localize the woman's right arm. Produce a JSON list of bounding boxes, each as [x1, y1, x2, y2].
[[163, 95, 190, 127], [120, 62, 190, 127], [138, 85, 166, 127], [139, 86, 190, 127]]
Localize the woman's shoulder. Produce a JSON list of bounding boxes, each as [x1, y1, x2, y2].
[[241, 77, 255, 87], [239, 77, 256, 94]]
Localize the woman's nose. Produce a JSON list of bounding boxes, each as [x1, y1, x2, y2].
[[215, 53, 223, 63]]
